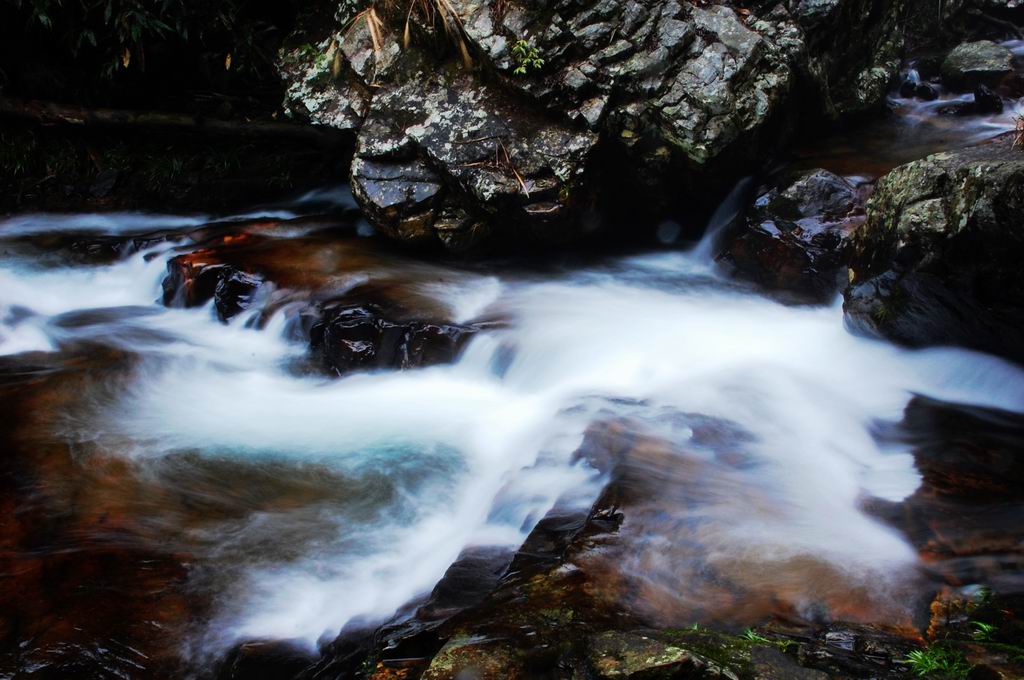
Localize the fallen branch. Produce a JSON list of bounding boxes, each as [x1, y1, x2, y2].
[[0, 98, 346, 142]]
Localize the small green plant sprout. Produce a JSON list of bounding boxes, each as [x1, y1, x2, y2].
[[970, 620, 997, 642], [742, 628, 773, 645], [903, 646, 971, 678], [512, 38, 544, 75]]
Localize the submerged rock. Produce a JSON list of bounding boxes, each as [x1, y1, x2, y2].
[[941, 40, 1014, 90], [973, 84, 1004, 114], [297, 400, 1024, 679], [722, 169, 865, 301], [871, 396, 1024, 591], [844, 135, 1024, 363]]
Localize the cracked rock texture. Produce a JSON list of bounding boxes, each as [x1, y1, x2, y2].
[[279, 0, 909, 251], [844, 135, 1024, 364]]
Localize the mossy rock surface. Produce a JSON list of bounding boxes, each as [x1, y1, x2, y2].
[[844, 135, 1024, 363]]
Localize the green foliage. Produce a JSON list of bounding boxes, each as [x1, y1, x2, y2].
[[970, 621, 997, 642], [903, 646, 971, 678], [10, 0, 276, 78], [142, 154, 185, 190], [741, 629, 773, 645], [0, 131, 36, 177], [511, 38, 544, 76]]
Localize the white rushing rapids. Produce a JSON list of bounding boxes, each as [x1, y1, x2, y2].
[[2, 210, 1024, 657]]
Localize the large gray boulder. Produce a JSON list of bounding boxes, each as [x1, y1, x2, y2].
[[790, 0, 907, 118], [460, 0, 802, 209], [844, 135, 1024, 363], [941, 40, 1015, 90], [278, 0, 910, 251], [350, 59, 598, 251]]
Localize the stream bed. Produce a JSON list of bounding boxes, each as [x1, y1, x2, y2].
[[2, 63, 1024, 679]]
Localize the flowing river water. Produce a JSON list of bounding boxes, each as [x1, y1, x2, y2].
[[2, 69, 1024, 677]]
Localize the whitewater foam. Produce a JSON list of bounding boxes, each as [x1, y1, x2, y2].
[[3, 214, 1023, 654]]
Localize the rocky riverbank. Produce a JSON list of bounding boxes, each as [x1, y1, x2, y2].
[[2, 1, 1024, 679]]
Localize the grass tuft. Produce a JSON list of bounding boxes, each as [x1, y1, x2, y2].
[[904, 646, 971, 679]]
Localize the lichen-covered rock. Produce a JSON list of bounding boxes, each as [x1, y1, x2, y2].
[[350, 57, 598, 250], [723, 169, 865, 301], [278, 0, 911, 251], [490, 2, 797, 156], [588, 630, 743, 679], [276, 0, 377, 131], [420, 635, 525, 680], [941, 40, 1015, 90], [791, 0, 908, 118], [844, 135, 1024, 363]]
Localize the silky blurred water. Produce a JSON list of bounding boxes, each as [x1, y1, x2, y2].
[[3, 202, 1023, 663]]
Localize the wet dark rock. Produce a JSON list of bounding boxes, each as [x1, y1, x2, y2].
[[785, 623, 920, 678], [902, 397, 1024, 501], [752, 645, 828, 680], [973, 84, 1004, 113], [162, 254, 264, 322], [941, 84, 1007, 115], [844, 135, 1024, 364], [414, 546, 515, 624], [937, 100, 980, 116], [941, 40, 1014, 90], [279, 0, 910, 251], [899, 77, 940, 100], [916, 82, 941, 100], [351, 548, 517, 680], [218, 640, 318, 680], [869, 396, 1024, 591], [309, 303, 477, 375], [88, 169, 119, 198], [213, 269, 264, 321], [3, 230, 183, 266], [999, 71, 1024, 99], [792, 0, 908, 118], [899, 77, 919, 98], [722, 169, 864, 301]]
